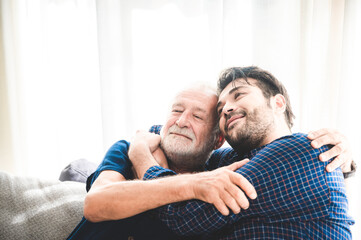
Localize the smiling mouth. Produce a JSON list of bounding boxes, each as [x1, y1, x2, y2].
[[170, 132, 193, 141], [226, 115, 245, 129]]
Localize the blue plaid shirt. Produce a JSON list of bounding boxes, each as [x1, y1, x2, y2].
[[144, 131, 354, 239]]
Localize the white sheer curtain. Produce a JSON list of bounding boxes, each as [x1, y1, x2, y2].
[[1, 0, 360, 237], [0, 0, 104, 179]]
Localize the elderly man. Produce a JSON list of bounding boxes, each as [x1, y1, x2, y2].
[[68, 84, 257, 239], [68, 77, 354, 239]]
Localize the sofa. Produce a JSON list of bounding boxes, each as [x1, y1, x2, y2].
[[0, 159, 97, 240]]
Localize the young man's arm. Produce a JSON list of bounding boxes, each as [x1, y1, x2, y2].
[[140, 134, 350, 236]]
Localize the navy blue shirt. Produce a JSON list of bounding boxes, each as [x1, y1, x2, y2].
[[68, 127, 354, 239], [143, 133, 354, 239], [67, 138, 191, 240]]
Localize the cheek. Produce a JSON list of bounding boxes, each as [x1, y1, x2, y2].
[[219, 117, 226, 130], [192, 125, 205, 142], [194, 124, 214, 145], [163, 118, 177, 134]]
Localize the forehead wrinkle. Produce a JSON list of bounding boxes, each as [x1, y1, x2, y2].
[[172, 102, 207, 114], [193, 106, 207, 113], [172, 102, 184, 108]]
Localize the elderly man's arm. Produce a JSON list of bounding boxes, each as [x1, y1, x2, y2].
[[84, 169, 191, 222], [308, 128, 356, 175], [84, 161, 254, 222], [83, 137, 256, 223]]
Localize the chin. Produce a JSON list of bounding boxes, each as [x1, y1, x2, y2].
[[164, 142, 193, 154], [226, 128, 239, 140]]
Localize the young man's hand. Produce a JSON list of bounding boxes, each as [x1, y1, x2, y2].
[[308, 128, 352, 172], [189, 159, 257, 216]]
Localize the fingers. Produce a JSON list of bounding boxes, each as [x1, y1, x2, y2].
[[132, 130, 161, 152], [194, 163, 257, 216], [226, 159, 250, 171], [213, 199, 230, 216], [216, 172, 255, 215], [307, 128, 336, 140], [224, 181, 249, 210], [310, 134, 343, 149], [318, 143, 346, 162], [224, 160, 257, 200], [213, 182, 249, 215], [326, 156, 344, 172], [308, 128, 346, 149], [308, 128, 353, 173], [226, 161, 257, 200], [221, 189, 242, 214], [326, 153, 352, 173], [229, 172, 257, 200]]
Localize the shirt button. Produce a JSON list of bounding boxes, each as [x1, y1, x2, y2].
[[128, 236, 134, 240]]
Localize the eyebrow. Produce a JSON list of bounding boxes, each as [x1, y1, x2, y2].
[[216, 85, 249, 110], [193, 107, 207, 114], [172, 103, 207, 113]]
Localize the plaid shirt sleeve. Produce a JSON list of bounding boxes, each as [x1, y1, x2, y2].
[[143, 133, 351, 236]]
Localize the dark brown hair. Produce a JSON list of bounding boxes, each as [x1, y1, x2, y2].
[[217, 66, 295, 129]]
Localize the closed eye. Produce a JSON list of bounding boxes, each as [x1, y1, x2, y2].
[[172, 109, 183, 113], [234, 92, 246, 99]]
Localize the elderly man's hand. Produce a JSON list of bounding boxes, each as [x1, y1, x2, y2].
[[130, 130, 169, 169], [190, 159, 257, 216], [129, 130, 164, 178], [130, 130, 161, 152], [308, 128, 353, 172]]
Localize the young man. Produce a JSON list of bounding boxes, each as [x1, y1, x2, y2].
[[128, 67, 355, 239], [68, 77, 354, 239]]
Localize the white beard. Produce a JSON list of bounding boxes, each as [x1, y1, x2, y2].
[[161, 125, 214, 172]]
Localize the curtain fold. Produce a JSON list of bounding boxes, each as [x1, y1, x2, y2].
[[0, 0, 14, 173]]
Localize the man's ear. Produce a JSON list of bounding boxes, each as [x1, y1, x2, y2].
[[214, 134, 225, 150], [272, 94, 286, 113]]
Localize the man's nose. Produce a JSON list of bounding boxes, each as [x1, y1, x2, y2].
[[223, 102, 236, 116], [176, 112, 191, 128]]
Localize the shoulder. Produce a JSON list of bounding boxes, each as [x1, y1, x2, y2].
[[247, 133, 330, 174], [101, 140, 131, 167], [206, 147, 239, 170], [88, 140, 133, 187], [267, 133, 310, 150], [236, 133, 335, 221], [260, 133, 329, 160], [109, 140, 130, 150]]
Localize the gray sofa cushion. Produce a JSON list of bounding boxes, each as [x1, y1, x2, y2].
[[59, 158, 97, 183], [0, 171, 86, 240]]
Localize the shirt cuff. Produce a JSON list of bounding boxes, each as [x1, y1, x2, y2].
[[143, 165, 176, 180]]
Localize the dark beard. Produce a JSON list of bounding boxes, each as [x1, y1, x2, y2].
[[226, 132, 265, 156], [225, 107, 273, 155]]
